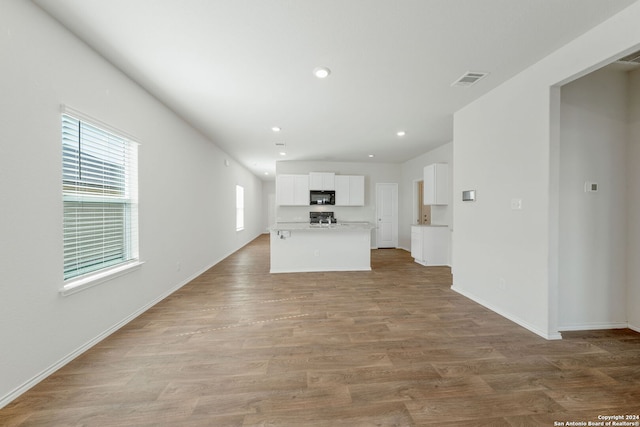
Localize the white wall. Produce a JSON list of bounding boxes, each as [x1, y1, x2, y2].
[[262, 180, 276, 232], [452, 2, 640, 339], [275, 160, 401, 246], [629, 69, 640, 332], [399, 142, 453, 251], [558, 67, 629, 330], [0, 0, 263, 407]]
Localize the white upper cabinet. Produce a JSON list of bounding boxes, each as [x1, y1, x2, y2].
[[309, 172, 335, 191], [423, 163, 448, 205], [276, 174, 309, 206], [335, 175, 365, 206]]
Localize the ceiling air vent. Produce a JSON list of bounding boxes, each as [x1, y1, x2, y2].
[[617, 50, 640, 65], [451, 71, 488, 87]]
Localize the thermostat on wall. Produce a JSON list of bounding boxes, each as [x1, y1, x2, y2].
[[584, 182, 598, 193], [462, 190, 476, 201]]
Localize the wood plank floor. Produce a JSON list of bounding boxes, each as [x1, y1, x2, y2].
[[2, 234, 640, 426]]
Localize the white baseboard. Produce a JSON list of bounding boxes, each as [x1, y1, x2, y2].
[[628, 323, 640, 334], [0, 240, 254, 410], [450, 285, 562, 340], [557, 322, 629, 332]]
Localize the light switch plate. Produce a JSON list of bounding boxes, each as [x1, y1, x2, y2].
[[511, 198, 523, 210]]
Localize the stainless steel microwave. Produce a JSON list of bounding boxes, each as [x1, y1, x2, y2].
[[310, 190, 335, 205]]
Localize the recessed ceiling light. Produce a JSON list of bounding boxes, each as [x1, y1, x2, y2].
[[279, 152, 287, 156], [368, 154, 375, 158], [272, 126, 281, 132], [264, 172, 269, 175], [313, 67, 331, 79], [397, 131, 406, 137]]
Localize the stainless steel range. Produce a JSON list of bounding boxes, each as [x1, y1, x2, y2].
[[310, 211, 336, 224]]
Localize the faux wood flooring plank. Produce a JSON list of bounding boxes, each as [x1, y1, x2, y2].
[[546, 352, 640, 370], [598, 365, 640, 385], [193, 385, 352, 417], [157, 372, 308, 399], [433, 355, 562, 378], [307, 365, 442, 388], [416, 417, 512, 427], [241, 401, 414, 427], [267, 352, 393, 374], [348, 376, 494, 403], [544, 385, 640, 411], [387, 346, 505, 365], [480, 367, 618, 393], [405, 391, 565, 423]]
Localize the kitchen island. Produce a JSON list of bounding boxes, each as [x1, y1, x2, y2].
[[270, 222, 375, 273]]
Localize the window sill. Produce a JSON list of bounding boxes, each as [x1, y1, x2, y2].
[[60, 261, 144, 296]]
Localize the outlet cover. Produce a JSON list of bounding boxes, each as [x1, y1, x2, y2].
[[584, 182, 598, 193]]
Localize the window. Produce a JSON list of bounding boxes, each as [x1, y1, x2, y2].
[[62, 111, 139, 282], [236, 185, 244, 231]]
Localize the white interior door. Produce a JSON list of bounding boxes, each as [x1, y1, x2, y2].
[[376, 183, 398, 248]]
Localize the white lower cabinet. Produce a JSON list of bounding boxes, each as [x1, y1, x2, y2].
[[410, 225, 449, 266]]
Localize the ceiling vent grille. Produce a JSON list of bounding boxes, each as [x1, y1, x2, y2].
[[617, 50, 640, 65], [451, 71, 488, 87]]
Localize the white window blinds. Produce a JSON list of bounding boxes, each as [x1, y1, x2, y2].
[[62, 113, 139, 281]]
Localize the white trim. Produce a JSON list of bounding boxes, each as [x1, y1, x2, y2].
[[61, 104, 140, 144], [557, 322, 629, 332], [451, 285, 563, 340], [629, 323, 640, 334], [270, 266, 371, 274], [60, 261, 144, 296]]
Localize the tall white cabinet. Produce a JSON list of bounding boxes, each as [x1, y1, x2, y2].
[[423, 163, 448, 205]]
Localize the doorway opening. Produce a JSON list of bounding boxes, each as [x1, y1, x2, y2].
[[555, 49, 640, 333], [415, 180, 431, 225]]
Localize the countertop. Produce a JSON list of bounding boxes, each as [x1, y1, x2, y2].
[[271, 222, 375, 232], [412, 224, 449, 228]]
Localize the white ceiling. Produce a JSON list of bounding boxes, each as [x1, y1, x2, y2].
[[33, 0, 637, 179]]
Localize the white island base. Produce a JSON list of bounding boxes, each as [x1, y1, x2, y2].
[[270, 223, 373, 273]]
